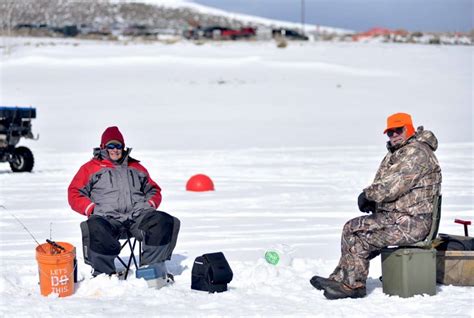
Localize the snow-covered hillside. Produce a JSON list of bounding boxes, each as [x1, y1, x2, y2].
[[0, 39, 472, 316], [0, 0, 350, 39], [110, 0, 350, 33]]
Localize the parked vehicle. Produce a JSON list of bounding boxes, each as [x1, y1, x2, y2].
[[0, 107, 38, 172], [202, 26, 229, 39], [272, 28, 309, 41], [183, 26, 257, 40], [123, 24, 157, 37], [221, 27, 256, 40]]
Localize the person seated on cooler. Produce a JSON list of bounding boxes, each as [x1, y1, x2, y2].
[[310, 113, 442, 299], [68, 126, 179, 278]]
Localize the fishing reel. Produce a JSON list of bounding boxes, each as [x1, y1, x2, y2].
[[46, 239, 66, 254]]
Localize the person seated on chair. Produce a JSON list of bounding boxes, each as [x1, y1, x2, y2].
[[68, 126, 180, 278], [310, 113, 442, 299]]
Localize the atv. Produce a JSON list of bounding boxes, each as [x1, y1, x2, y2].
[[0, 106, 38, 172]]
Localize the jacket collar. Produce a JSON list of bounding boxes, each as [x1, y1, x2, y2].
[[386, 125, 439, 153], [386, 135, 415, 153]]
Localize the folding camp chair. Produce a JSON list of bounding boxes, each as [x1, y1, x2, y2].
[[80, 221, 142, 280], [116, 230, 142, 280]]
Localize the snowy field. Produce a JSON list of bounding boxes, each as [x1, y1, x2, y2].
[[0, 38, 473, 317]]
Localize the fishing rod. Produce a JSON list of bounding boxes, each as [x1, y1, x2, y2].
[[1, 205, 46, 253], [11, 213, 47, 253]]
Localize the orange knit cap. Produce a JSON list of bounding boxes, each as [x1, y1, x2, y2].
[[383, 113, 415, 138]]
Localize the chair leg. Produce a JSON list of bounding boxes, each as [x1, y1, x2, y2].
[[130, 239, 139, 269], [116, 239, 130, 269], [138, 240, 142, 267], [124, 238, 138, 280], [116, 235, 142, 280], [116, 256, 127, 269]]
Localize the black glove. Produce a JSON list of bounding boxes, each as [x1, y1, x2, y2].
[[358, 192, 376, 213]]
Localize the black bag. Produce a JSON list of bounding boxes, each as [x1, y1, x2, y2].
[[436, 233, 474, 251], [191, 252, 233, 293]]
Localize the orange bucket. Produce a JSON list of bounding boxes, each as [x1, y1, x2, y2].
[[35, 242, 76, 297]]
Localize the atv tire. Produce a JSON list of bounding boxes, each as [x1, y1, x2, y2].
[[10, 146, 34, 172]]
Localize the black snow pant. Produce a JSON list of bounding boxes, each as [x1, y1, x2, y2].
[[81, 211, 180, 275]]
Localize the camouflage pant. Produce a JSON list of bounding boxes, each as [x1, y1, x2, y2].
[[329, 212, 432, 289]]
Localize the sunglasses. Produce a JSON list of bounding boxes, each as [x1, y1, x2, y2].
[[387, 127, 404, 137], [106, 143, 123, 150]]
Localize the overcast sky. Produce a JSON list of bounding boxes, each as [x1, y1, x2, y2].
[[191, 0, 473, 32]]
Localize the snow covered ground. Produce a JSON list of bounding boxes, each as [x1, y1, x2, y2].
[[0, 38, 473, 317]]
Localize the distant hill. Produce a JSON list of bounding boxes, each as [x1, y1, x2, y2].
[[108, 0, 350, 34], [0, 0, 350, 36], [5, 0, 466, 45]]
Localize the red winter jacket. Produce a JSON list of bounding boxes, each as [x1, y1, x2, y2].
[[68, 148, 162, 221]]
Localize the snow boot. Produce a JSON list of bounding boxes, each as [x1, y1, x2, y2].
[[310, 275, 341, 291], [323, 282, 366, 300]]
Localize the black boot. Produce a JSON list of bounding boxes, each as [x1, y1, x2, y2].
[[310, 275, 341, 290], [323, 282, 366, 300]]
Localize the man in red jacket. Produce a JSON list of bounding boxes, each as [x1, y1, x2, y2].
[[68, 126, 180, 279]]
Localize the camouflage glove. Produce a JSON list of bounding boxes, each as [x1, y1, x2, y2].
[[357, 192, 376, 213]]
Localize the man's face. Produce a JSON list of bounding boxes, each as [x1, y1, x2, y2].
[[106, 143, 123, 161], [387, 126, 407, 147]]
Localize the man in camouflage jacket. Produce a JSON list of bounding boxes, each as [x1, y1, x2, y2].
[[310, 113, 442, 299]]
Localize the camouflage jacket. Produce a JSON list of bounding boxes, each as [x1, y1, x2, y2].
[[364, 126, 442, 216]]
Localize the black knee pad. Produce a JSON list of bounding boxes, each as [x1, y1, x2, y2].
[[138, 211, 176, 246], [87, 216, 121, 255]]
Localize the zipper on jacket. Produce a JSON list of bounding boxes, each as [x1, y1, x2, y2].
[[108, 171, 114, 188], [129, 171, 136, 188], [125, 168, 134, 208]]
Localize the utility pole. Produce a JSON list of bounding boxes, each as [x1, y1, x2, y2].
[[301, 0, 305, 35]]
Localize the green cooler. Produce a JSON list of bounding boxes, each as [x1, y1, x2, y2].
[[381, 247, 437, 298]]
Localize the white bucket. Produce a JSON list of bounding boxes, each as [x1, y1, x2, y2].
[[264, 244, 294, 266]]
